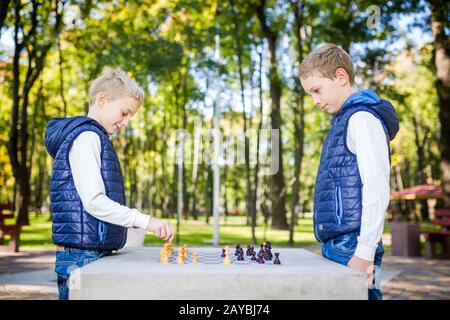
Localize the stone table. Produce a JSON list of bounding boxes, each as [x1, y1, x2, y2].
[[69, 247, 368, 300]]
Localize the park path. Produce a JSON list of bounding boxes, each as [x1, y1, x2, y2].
[[0, 246, 449, 300]]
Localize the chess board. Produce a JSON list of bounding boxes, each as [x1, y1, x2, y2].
[[166, 252, 277, 265]]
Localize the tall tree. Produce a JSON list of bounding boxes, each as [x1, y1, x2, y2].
[[289, 0, 307, 245], [255, 0, 288, 229], [227, 0, 258, 236], [429, 0, 450, 207], [7, 0, 64, 225]]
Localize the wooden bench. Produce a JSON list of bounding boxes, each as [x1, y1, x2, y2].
[[0, 203, 21, 253], [420, 209, 450, 259]]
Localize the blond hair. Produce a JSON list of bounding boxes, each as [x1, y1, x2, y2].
[[299, 44, 355, 85], [89, 68, 145, 106]]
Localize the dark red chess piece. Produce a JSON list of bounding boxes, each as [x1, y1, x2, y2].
[[258, 244, 265, 256], [246, 245, 252, 256], [221, 248, 226, 257], [257, 252, 265, 264], [251, 252, 257, 261], [235, 244, 242, 256], [263, 242, 273, 260], [237, 251, 245, 261], [274, 252, 281, 264]]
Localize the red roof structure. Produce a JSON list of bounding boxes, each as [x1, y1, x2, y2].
[[390, 184, 443, 200]]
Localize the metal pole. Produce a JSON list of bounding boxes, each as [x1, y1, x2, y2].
[[177, 133, 184, 244], [212, 33, 221, 246]]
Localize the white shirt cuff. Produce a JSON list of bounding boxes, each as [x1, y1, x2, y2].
[[354, 242, 376, 262], [133, 211, 151, 230]]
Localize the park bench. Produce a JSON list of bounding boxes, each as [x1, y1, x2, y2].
[[420, 209, 450, 259], [0, 203, 21, 253]]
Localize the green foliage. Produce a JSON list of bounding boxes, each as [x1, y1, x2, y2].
[[0, 0, 443, 236]]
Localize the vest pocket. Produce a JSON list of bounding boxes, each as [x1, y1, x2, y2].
[[313, 210, 322, 243], [98, 221, 106, 242], [335, 185, 343, 225]]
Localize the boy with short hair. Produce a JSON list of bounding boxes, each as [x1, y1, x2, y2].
[[299, 44, 399, 300], [45, 68, 175, 300]]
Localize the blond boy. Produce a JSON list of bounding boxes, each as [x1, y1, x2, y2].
[[299, 44, 399, 300], [45, 68, 174, 300]]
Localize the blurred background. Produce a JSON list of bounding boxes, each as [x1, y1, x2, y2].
[[0, 0, 449, 300], [0, 0, 450, 299]]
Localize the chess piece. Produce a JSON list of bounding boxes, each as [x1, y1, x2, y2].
[[257, 252, 265, 264], [263, 243, 272, 261], [251, 251, 257, 261], [237, 251, 244, 261], [274, 252, 281, 265], [221, 248, 226, 258], [183, 244, 188, 258], [177, 254, 185, 264], [160, 248, 165, 260], [235, 244, 241, 256], [193, 252, 199, 264], [258, 244, 265, 256], [246, 245, 252, 256], [223, 253, 231, 265]]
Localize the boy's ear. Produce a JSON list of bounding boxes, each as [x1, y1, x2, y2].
[[96, 92, 107, 107], [335, 68, 350, 86]]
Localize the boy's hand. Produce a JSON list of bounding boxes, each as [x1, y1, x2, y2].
[[347, 255, 374, 287], [146, 217, 175, 243]]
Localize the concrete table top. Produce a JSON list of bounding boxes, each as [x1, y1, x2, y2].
[[69, 247, 368, 300]]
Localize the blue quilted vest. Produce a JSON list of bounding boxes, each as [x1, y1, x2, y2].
[[313, 90, 399, 243], [45, 116, 127, 250]]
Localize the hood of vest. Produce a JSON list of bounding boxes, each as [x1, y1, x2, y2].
[[334, 89, 399, 141], [45, 116, 107, 159]]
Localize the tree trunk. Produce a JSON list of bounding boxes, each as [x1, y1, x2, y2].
[[289, 0, 306, 246], [0, 0, 11, 36], [191, 118, 202, 220], [412, 115, 430, 220], [430, 0, 450, 208], [8, 0, 63, 226], [256, 0, 288, 230], [58, 37, 68, 117], [250, 48, 265, 245], [229, 0, 256, 232]]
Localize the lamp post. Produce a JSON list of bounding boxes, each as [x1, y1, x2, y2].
[[212, 33, 221, 246]]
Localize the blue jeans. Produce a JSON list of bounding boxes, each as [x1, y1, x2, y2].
[[321, 232, 384, 300], [55, 248, 111, 300]]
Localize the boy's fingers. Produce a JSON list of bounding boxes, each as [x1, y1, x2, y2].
[[170, 224, 175, 241], [166, 224, 175, 242], [159, 225, 167, 239]]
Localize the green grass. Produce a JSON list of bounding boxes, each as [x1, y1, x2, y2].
[[4, 213, 319, 248], [144, 215, 318, 247], [2, 212, 433, 252]]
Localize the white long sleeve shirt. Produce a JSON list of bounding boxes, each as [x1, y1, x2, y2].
[[69, 131, 150, 230], [346, 111, 390, 261]]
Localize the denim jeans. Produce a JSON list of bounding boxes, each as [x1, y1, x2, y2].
[[55, 247, 111, 300], [321, 232, 384, 300]]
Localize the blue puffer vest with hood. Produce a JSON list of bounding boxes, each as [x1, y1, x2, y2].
[[45, 116, 127, 250], [313, 90, 399, 243]]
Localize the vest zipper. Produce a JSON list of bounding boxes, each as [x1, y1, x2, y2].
[[98, 221, 106, 242], [335, 185, 343, 225], [313, 210, 322, 243]]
